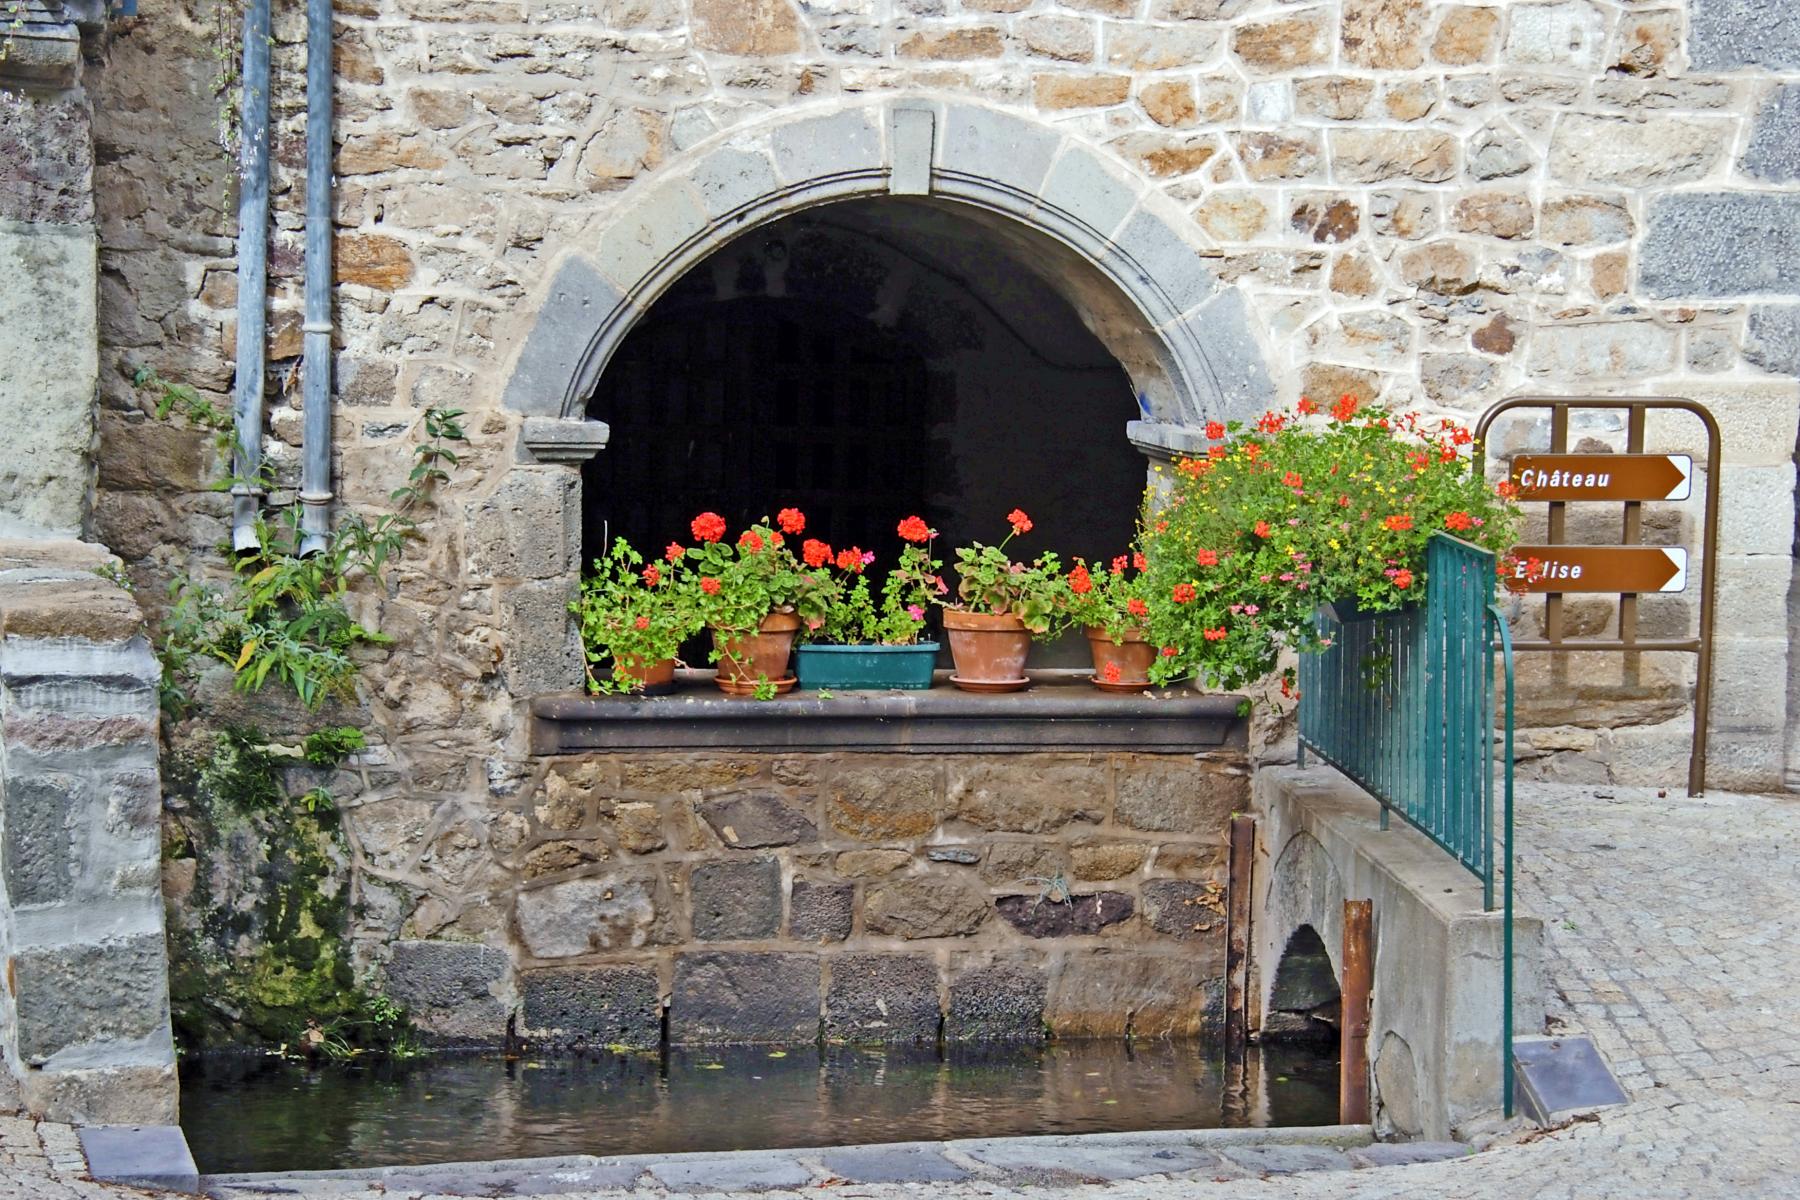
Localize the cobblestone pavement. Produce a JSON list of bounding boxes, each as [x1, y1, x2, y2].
[[9, 780, 1798, 1200]]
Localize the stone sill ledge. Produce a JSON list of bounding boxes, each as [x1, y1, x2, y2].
[[531, 671, 1247, 755]]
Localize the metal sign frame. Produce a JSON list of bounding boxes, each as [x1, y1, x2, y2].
[[1474, 396, 1721, 797]]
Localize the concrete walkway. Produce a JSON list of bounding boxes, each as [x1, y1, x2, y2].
[[9, 780, 1800, 1199]]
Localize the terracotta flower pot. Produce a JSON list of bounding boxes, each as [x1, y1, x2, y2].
[[615, 655, 677, 696], [712, 611, 801, 695], [942, 609, 1031, 692], [1085, 626, 1155, 692]]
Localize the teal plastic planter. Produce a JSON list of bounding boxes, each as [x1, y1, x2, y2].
[[795, 643, 940, 690]]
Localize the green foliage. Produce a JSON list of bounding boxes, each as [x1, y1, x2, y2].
[[302, 726, 367, 766], [681, 511, 835, 638], [942, 509, 1067, 635], [1058, 548, 1156, 643], [138, 364, 468, 713], [808, 520, 943, 646], [1141, 398, 1520, 691], [572, 537, 703, 693]]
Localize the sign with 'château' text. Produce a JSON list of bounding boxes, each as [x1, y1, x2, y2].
[[1509, 454, 1692, 502], [1507, 545, 1688, 594]]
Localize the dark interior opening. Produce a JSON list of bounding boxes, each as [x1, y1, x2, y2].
[[1265, 924, 1342, 1043], [583, 197, 1146, 663]]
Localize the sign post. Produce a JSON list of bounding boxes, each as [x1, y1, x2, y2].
[[1476, 397, 1720, 796]]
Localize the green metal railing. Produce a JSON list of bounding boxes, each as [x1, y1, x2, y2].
[[1297, 533, 1517, 1114]]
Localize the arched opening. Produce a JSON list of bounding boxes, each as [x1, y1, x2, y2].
[[583, 196, 1148, 660], [1265, 924, 1341, 1043]]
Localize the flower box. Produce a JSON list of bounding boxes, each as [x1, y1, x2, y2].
[[795, 643, 940, 691]]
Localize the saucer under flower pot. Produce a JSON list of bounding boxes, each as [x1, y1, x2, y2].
[[941, 609, 1031, 692], [1084, 625, 1154, 692]]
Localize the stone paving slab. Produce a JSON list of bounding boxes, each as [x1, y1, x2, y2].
[[817, 1145, 970, 1184]]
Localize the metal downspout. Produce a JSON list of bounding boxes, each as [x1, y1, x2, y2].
[[299, 0, 335, 556], [230, 0, 272, 552]]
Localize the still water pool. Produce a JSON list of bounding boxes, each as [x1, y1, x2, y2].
[[182, 1041, 1338, 1175]]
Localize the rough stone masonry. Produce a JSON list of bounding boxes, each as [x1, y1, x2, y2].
[[1, 0, 1799, 1119]]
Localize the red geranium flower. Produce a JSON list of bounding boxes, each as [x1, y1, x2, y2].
[[1283, 471, 1303, 489], [700, 577, 721, 595], [1007, 508, 1033, 535], [1196, 549, 1218, 567], [1253, 520, 1271, 538], [777, 508, 806, 535], [803, 539, 833, 568], [1296, 396, 1319, 416], [1172, 583, 1197, 604], [1444, 511, 1474, 532], [896, 515, 932, 543], [1068, 564, 1093, 595], [1384, 513, 1414, 532], [1127, 597, 1149, 618], [1132, 552, 1147, 571], [691, 512, 727, 543], [1161, 645, 1178, 657], [1103, 662, 1122, 683], [738, 529, 764, 552], [1496, 480, 1520, 500], [1331, 393, 1360, 422], [642, 564, 661, 586], [1256, 411, 1286, 434], [1205, 420, 1226, 439], [1207, 445, 1227, 461], [665, 542, 686, 562], [1393, 568, 1414, 589], [1111, 555, 1129, 575], [1203, 626, 1228, 642], [633, 616, 650, 631], [835, 548, 867, 573]]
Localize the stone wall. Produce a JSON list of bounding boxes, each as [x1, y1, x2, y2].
[[0, 540, 176, 1123], [374, 749, 1246, 1046]]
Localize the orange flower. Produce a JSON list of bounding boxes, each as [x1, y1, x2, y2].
[[1384, 513, 1414, 532], [777, 507, 806, 535], [738, 529, 764, 552], [1102, 661, 1122, 683], [1068, 564, 1093, 595], [1007, 508, 1033, 535], [1133, 551, 1147, 570], [1296, 396, 1318, 416], [1393, 568, 1414, 589], [1331, 393, 1360, 422], [1196, 548, 1218, 567], [1111, 554, 1129, 575], [802, 539, 833, 568], [1205, 420, 1226, 439], [835, 548, 867, 573], [691, 512, 727, 543], [633, 616, 650, 631], [1203, 626, 1228, 642], [1496, 480, 1520, 500], [1207, 445, 1227, 461], [665, 542, 686, 562], [1172, 583, 1197, 604], [1127, 597, 1149, 618], [1253, 520, 1271, 538], [1161, 645, 1178, 657], [896, 515, 932, 543], [642, 564, 661, 586], [1283, 471, 1303, 488], [1444, 511, 1474, 531], [700, 577, 721, 595], [1256, 411, 1286, 434]]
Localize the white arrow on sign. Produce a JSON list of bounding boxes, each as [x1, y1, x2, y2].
[[1665, 456, 1692, 502], [1663, 547, 1687, 593]]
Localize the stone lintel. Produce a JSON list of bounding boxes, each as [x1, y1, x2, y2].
[[1127, 420, 1208, 462], [530, 673, 1248, 755], [519, 416, 611, 465]]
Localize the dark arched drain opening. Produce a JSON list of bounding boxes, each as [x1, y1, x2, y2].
[[1264, 924, 1343, 1044]]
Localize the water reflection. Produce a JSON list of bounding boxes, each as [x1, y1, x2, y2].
[[181, 1041, 1337, 1175]]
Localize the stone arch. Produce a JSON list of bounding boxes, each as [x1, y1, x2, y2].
[[1261, 828, 1347, 1019], [1265, 923, 1342, 1042], [499, 96, 1274, 460]]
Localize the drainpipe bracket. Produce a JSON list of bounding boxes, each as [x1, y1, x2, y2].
[[521, 417, 610, 466]]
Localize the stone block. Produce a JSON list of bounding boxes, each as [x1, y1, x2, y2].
[[686, 147, 780, 222], [1032, 73, 1132, 111], [1330, 130, 1457, 183], [1717, 464, 1795, 556], [1431, 6, 1499, 65], [1107, 207, 1220, 313], [596, 180, 708, 291], [384, 940, 513, 1044], [1232, 12, 1330, 72], [818, 1145, 970, 1184], [499, 579, 585, 695], [1742, 85, 1800, 183], [1713, 555, 1794, 641], [995, 891, 1133, 937], [1341, 0, 1427, 69], [502, 255, 619, 416], [1746, 305, 1800, 376], [1046, 951, 1216, 1038], [1505, 1, 1605, 68], [1526, 321, 1678, 380], [1113, 760, 1245, 833], [834, 849, 911, 877], [521, 964, 660, 1048], [1143, 879, 1224, 939], [691, 857, 782, 941], [1643, 190, 1800, 295], [465, 468, 580, 581], [770, 109, 880, 185], [1221, 1145, 1353, 1175], [699, 792, 816, 848], [825, 765, 946, 840], [939, 104, 1062, 195], [1708, 638, 1789, 734], [1689, 0, 1800, 71], [946, 961, 1046, 1040], [690, 0, 801, 54], [948, 761, 1105, 833], [78, 1125, 198, 1194], [898, 27, 1005, 60], [649, 1154, 813, 1192], [515, 873, 665, 959], [1549, 116, 1727, 188], [2, 772, 74, 904], [1540, 196, 1631, 246], [864, 876, 989, 939], [1645, 380, 1799, 467], [670, 952, 819, 1044], [789, 880, 854, 943], [1070, 841, 1149, 880], [1176, 288, 1278, 425], [825, 953, 940, 1043], [1039, 147, 1137, 240], [1232, 131, 1321, 182], [14, 934, 170, 1063], [980, 842, 1067, 886]]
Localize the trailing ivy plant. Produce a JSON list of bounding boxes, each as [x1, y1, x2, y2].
[[133, 366, 468, 713]]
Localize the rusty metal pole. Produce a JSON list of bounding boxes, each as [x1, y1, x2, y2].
[[1341, 899, 1373, 1125], [1224, 815, 1256, 1049]]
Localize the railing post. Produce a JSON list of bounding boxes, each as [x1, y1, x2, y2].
[[1341, 899, 1373, 1125]]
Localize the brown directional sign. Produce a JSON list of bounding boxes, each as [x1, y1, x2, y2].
[[1509, 454, 1691, 501], [1505, 545, 1688, 594]]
